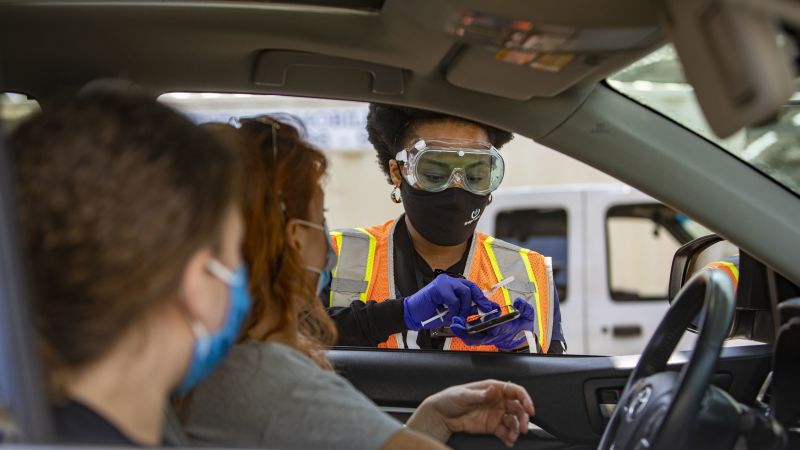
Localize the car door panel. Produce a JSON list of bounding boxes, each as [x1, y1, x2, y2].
[[329, 344, 771, 449]]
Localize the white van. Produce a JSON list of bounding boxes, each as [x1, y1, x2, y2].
[[479, 184, 707, 356]]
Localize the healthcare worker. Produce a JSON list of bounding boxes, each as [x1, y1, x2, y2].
[[327, 104, 566, 353]]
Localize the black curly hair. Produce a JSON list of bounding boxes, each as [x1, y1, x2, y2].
[[366, 103, 514, 183]]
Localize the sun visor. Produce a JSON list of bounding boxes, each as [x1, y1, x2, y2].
[[446, 46, 597, 99], [443, 11, 662, 99]]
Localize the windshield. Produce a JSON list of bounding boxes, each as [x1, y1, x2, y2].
[[608, 45, 800, 196]]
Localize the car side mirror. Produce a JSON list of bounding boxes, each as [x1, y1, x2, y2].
[[668, 234, 777, 342], [667, 234, 737, 303]]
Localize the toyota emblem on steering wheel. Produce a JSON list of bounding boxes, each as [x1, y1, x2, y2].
[[625, 385, 653, 422]]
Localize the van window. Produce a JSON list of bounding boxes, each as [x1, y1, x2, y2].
[[606, 203, 698, 301], [494, 208, 568, 302]]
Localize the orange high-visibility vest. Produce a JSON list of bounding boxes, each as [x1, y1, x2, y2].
[[328, 219, 555, 353]]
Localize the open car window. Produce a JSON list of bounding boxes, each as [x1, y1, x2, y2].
[[159, 92, 708, 357], [608, 45, 800, 197]]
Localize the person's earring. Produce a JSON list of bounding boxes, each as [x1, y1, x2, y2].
[[488, 193, 493, 205], [390, 185, 402, 204]]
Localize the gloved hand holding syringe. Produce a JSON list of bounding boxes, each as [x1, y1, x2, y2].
[[420, 276, 515, 327]]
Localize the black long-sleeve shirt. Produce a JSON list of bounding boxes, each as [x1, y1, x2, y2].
[[327, 298, 406, 347]]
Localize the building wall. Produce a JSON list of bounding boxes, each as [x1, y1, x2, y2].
[[154, 93, 623, 229]]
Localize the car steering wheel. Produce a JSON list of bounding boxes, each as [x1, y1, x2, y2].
[[597, 269, 735, 450]]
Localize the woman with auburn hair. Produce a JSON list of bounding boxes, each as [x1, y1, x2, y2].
[[205, 118, 338, 369], [182, 117, 536, 450]]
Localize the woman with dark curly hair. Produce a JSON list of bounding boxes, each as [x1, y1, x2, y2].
[[326, 104, 566, 354]]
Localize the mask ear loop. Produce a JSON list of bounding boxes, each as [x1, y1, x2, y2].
[[190, 321, 210, 344], [207, 259, 239, 286]]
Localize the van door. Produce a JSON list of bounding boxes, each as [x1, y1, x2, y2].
[[480, 188, 586, 354], [584, 190, 697, 355]]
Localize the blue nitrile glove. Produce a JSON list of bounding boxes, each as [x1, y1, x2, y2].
[[403, 275, 499, 331], [450, 298, 536, 350]]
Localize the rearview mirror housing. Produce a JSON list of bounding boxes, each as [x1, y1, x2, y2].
[[662, 0, 796, 138]]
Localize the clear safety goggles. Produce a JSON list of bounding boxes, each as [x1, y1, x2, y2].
[[395, 139, 505, 195]]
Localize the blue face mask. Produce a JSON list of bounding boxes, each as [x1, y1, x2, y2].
[[296, 219, 338, 296], [174, 260, 251, 395]]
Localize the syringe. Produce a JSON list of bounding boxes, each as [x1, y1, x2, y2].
[[419, 276, 516, 327]]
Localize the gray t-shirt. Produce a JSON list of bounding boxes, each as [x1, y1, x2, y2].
[[183, 341, 403, 450]]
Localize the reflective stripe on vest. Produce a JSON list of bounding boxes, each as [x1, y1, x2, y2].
[[329, 221, 403, 349], [328, 228, 376, 307], [523, 250, 555, 353], [329, 219, 554, 353]]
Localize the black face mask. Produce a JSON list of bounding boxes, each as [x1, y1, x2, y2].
[[401, 181, 490, 246]]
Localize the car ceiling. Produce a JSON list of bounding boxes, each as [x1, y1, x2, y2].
[[0, 0, 663, 134], [2, 0, 800, 285]]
